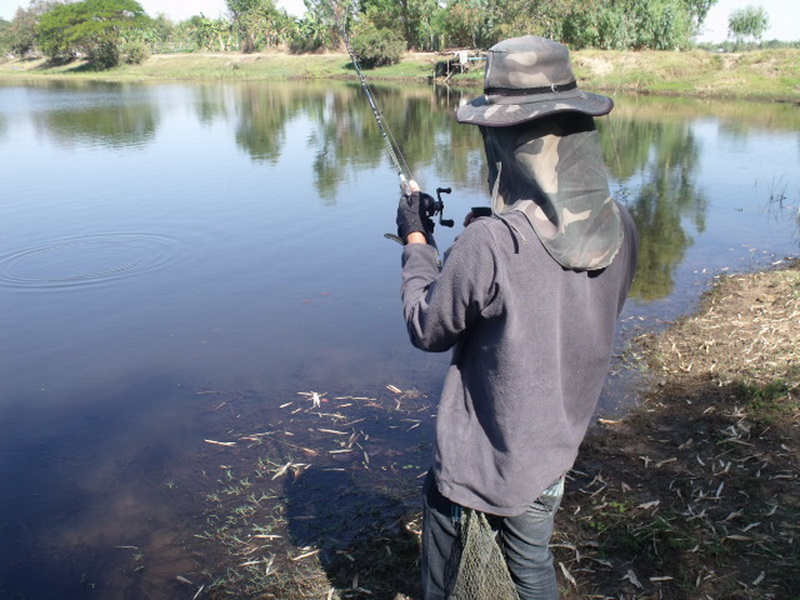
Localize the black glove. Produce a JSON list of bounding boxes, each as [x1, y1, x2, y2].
[[396, 191, 436, 241]]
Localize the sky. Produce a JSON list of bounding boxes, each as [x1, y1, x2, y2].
[[694, 0, 798, 42], [0, 0, 797, 42]]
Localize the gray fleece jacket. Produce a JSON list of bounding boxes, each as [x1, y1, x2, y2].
[[401, 207, 638, 516]]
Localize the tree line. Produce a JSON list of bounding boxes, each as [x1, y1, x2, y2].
[[0, 0, 789, 71]]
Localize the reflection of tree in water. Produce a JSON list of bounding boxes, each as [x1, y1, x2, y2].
[[226, 81, 487, 202], [432, 86, 486, 189], [309, 83, 484, 201], [193, 82, 234, 126], [600, 118, 707, 302], [234, 84, 298, 163], [309, 84, 387, 201], [42, 92, 159, 148]]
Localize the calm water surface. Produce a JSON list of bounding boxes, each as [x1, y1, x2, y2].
[[0, 80, 797, 598]]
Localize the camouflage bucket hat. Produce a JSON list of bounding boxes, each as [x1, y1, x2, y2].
[[456, 36, 613, 127]]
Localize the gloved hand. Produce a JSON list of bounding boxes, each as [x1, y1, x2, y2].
[[396, 190, 436, 242]]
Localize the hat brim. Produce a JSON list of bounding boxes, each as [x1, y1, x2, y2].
[[455, 90, 613, 127]]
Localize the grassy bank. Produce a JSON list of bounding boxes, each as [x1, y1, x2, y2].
[[573, 48, 800, 102], [2, 48, 800, 102]]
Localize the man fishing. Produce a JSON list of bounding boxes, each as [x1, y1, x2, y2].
[[395, 36, 639, 599]]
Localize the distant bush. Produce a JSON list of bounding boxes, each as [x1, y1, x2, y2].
[[90, 41, 121, 70], [562, 6, 633, 50], [123, 41, 151, 65], [287, 18, 327, 54], [351, 22, 405, 69]]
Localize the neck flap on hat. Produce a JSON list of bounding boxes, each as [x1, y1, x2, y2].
[[481, 114, 623, 271]]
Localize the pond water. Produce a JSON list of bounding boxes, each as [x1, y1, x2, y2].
[[0, 79, 797, 598]]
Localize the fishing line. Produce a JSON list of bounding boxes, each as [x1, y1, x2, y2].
[[332, 2, 454, 234], [333, 2, 413, 190]]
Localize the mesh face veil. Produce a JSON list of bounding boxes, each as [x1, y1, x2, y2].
[[480, 114, 624, 271]]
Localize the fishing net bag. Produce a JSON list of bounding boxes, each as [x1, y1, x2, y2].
[[444, 508, 520, 600]]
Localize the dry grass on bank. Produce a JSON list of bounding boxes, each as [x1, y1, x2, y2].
[[572, 48, 800, 101], [558, 260, 799, 600]]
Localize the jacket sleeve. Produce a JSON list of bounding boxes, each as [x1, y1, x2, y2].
[[400, 222, 498, 352]]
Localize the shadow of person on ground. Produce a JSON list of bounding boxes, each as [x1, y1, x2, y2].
[[285, 466, 422, 600]]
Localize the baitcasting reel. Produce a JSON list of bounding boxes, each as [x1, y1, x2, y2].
[[425, 187, 455, 229]]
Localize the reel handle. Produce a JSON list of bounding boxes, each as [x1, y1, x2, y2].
[[435, 187, 455, 228]]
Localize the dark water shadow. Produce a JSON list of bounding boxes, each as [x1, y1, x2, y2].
[[0, 371, 205, 599], [285, 466, 422, 599]]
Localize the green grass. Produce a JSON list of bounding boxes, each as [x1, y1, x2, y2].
[[0, 52, 436, 82], [3, 48, 799, 102]]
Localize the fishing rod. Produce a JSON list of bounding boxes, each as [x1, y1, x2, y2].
[[333, 2, 453, 230]]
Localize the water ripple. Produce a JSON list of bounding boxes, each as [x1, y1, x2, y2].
[[0, 233, 179, 289]]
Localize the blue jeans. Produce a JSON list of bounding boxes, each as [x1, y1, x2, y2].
[[421, 472, 564, 600]]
